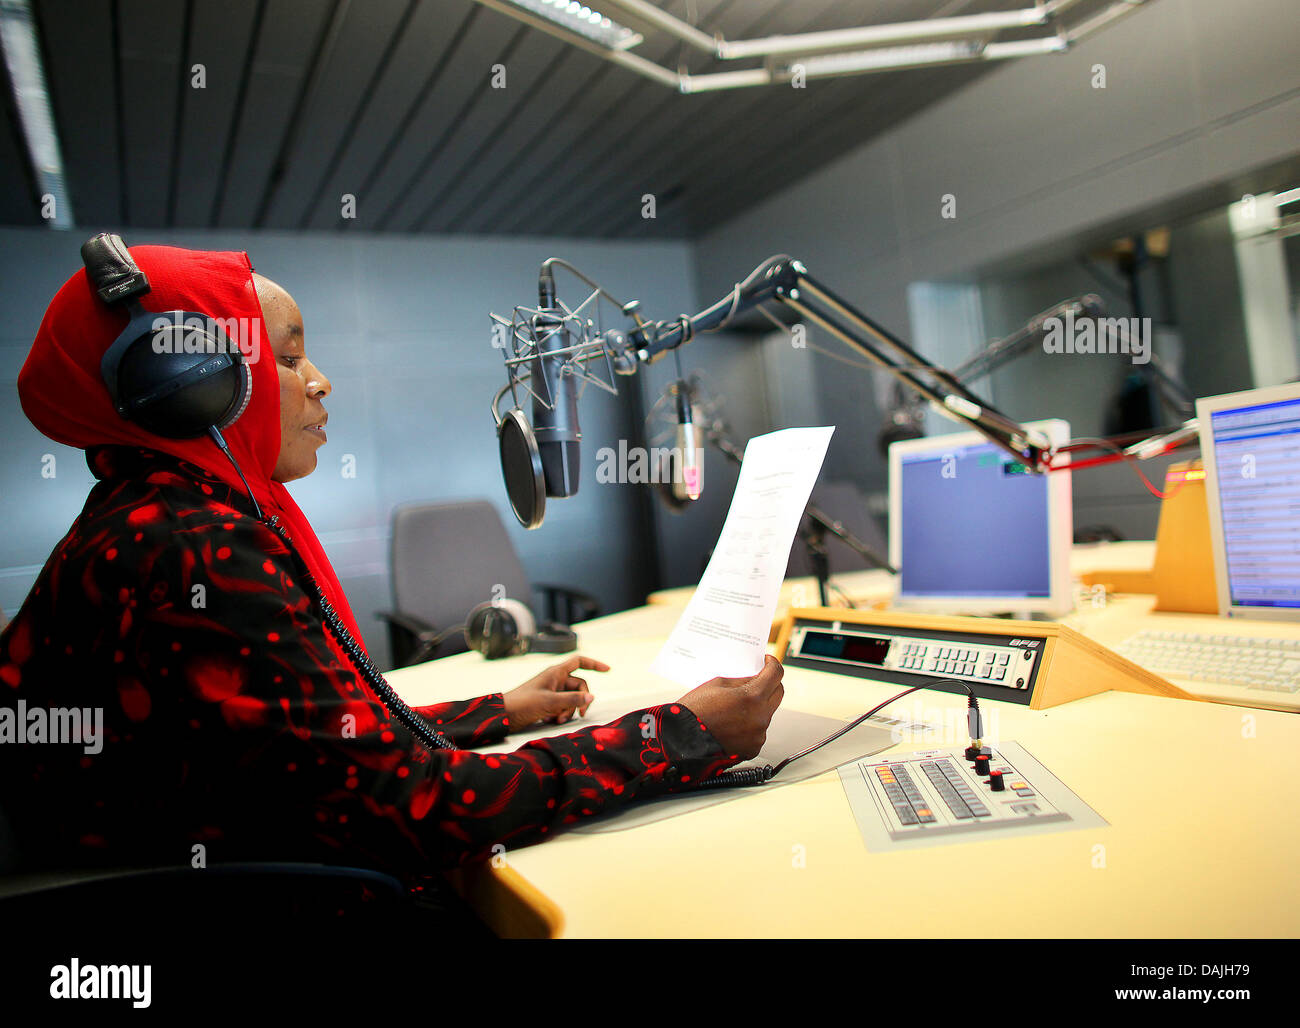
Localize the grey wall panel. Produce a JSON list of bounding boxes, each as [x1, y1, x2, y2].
[[893, 0, 1202, 247], [694, 0, 1300, 547], [1189, 0, 1299, 124], [1164, 207, 1254, 402], [0, 226, 696, 668], [1, 227, 101, 618]]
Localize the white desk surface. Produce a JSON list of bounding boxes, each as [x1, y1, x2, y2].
[[389, 565, 1300, 939]]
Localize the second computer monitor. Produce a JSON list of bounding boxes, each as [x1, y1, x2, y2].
[[1196, 381, 1300, 621], [889, 420, 1073, 617]]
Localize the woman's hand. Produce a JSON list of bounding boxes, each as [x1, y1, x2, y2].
[[502, 655, 611, 732], [675, 655, 785, 761]]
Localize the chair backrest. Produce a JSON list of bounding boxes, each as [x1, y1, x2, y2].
[[786, 480, 889, 578], [390, 501, 532, 655]]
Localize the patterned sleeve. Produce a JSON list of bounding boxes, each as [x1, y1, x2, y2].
[[410, 695, 510, 747], [126, 511, 737, 871]]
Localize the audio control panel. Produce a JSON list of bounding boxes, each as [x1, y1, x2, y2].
[[786, 621, 1043, 704], [838, 741, 1105, 851]]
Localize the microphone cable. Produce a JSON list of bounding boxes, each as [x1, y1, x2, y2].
[[692, 678, 984, 791], [210, 431, 458, 753], [261, 515, 461, 754]]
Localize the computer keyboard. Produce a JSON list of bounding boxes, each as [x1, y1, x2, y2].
[[1116, 631, 1300, 693]]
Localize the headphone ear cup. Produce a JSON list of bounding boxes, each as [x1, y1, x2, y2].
[[107, 314, 251, 439], [219, 359, 254, 430], [530, 621, 577, 655], [500, 598, 536, 641], [465, 599, 536, 659]]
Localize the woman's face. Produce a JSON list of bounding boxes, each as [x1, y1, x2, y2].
[[254, 274, 332, 483]]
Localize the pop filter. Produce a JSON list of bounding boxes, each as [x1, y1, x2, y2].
[[499, 407, 546, 529]]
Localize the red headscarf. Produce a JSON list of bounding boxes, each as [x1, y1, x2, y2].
[[16, 243, 368, 651]]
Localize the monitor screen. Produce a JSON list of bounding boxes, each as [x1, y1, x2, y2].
[[1205, 394, 1300, 611], [897, 442, 1051, 600]]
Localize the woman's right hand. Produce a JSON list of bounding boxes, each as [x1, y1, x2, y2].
[[676, 655, 785, 761]]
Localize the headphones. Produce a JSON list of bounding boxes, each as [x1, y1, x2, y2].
[[463, 598, 577, 660], [81, 233, 252, 440]]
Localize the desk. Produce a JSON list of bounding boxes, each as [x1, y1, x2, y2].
[[646, 540, 1162, 611], [389, 592, 1300, 938]]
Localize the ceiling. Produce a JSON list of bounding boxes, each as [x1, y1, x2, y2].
[[1, 0, 1102, 239]]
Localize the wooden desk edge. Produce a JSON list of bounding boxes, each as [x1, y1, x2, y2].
[[447, 862, 565, 939]]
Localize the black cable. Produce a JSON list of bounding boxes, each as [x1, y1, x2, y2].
[[210, 423, 456, 752], [429, 624, 466, 648], [209, 426, 262, 521], [410, 622, 468, 664], [694, 677, 982, 791], [260, 516, 459, 754], [222, 437, 978, 797], [827, 581, 858, 609], [1064, 434, 1193, 499]]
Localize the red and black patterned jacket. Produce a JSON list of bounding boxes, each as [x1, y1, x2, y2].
[[0, 446, 734, 874]]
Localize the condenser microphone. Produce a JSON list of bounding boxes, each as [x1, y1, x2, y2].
[[531, 267, 581, 498], [673, 382, 703, 502]]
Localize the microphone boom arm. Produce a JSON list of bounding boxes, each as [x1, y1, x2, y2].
[[494, 253, 1195, 518], [627, 257, 1050, 471]]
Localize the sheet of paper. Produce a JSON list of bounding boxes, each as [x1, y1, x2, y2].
[[650, 425, 834, 686]]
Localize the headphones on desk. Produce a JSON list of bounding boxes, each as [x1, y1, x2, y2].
[[463, 598, 577, 660], [81, 232, 252, 439]]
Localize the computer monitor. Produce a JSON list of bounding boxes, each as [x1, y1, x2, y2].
[[1196, 382, 1300, 621], [889, 420, 1072, 616]]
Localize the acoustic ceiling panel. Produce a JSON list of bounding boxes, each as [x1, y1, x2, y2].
[[11, 0, 1094, 238]]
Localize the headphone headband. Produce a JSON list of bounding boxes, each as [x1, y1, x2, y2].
[[81, 233, 151, 305]]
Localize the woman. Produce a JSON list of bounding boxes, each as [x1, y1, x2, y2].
[[0, 243, 783, 878]]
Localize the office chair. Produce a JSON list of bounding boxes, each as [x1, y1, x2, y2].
[[378, 500, 600, 668], [0, 796, 493, 941]]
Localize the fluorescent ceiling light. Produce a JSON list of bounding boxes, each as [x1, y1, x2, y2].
[[473, 0, 1148, 91], [796, 40, 982, 77], [503, 0, 642, 50], [0, 0, 72, 228], [983, 36, 1069, 59], [720, 10, 1046, 60]]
